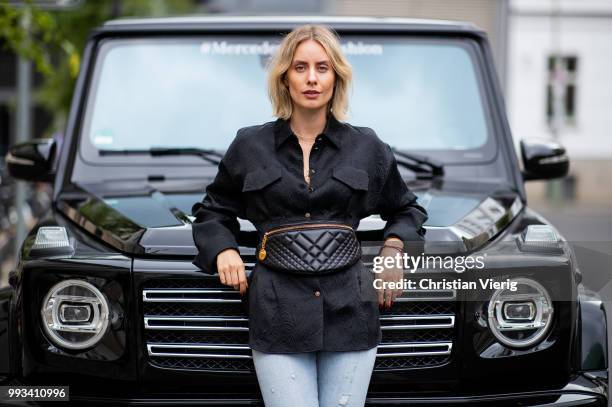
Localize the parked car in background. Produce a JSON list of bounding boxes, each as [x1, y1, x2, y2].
[[1, 16, 607, 406]]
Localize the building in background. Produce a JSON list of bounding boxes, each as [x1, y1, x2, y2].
[[327, 0, 509, 89], [507, 0, 612, 210], [0, 49, 52, 153]]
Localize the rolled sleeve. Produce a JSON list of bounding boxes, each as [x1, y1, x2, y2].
[[376, 144, 429, 252], [191, 145, 245, 275]]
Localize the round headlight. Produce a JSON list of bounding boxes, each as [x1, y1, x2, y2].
[[487, 277, 553, 349], [41, 280, 109, 350]]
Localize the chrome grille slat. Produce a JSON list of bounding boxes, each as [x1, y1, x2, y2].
[[380, 315, 455, 330], [143, 289, 242, 303], [142, 276, 457, 371], [144, 316, 249, 331], [393, 289, 457, 301], [143, 314, 454, 331], [146, 341, 453, 359], [376, 342, 453, 357], [147, 344, 253, 359]]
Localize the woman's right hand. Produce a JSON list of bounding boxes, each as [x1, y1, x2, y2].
[[216, 248, 248, 295]]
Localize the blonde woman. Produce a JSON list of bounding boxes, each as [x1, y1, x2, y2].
[[192, 24, 428, 407]]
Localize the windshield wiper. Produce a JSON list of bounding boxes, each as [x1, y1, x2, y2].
[[99, 147, 224, 165], [149, 147, 224, 165], [390, 147, 444, 178]]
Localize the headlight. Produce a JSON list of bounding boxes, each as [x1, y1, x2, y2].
[[487, 277, 553, 348], [41, 280, 109, 350]]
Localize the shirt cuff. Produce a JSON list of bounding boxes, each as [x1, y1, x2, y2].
[[192, 223, 240, 275], [381, 210, 427, 257], [382, 222, 425, 243]]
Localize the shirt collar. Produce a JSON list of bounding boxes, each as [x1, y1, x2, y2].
[[273, 114, 344, 150]]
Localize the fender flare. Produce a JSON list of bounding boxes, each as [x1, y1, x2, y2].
[[577, 284, 608, 371]]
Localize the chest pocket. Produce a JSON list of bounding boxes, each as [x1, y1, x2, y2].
[[242, 166, 284, 222], [242, 166, 283, 192], [330, 166, 370, 218], [332, 166, 369, 191]]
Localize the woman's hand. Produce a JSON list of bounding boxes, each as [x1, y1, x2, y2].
[[377, 238, 405, 309], [216, 248, 248, 295]]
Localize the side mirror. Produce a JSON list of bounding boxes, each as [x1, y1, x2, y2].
[[5, 138, 56, 183], [520, 139, 569, 181]]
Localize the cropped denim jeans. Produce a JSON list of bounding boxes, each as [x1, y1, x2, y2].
[[251, 346, 378, 407]]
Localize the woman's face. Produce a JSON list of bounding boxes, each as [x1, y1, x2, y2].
[[285, 39, 336, 114]]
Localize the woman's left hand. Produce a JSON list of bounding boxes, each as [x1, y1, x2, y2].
[[376, 242, 405, 309]]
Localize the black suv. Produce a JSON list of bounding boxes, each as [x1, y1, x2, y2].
[[1, 16, 608, 406]]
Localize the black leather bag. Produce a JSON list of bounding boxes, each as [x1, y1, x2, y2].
[[257, 222, 361, 275]]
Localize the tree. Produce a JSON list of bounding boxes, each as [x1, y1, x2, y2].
[[0, 0, 202, 133]]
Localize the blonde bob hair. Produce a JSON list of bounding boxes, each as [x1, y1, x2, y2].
[[267, 24, 352, 121]]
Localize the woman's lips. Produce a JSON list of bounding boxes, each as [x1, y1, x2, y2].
[[303, 90, 320, 99]]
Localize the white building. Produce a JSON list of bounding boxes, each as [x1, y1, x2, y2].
[[508, 0, 612, 208], [508, 0, 612, 158]]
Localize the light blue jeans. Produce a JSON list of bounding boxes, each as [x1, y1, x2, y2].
[[251, 346, 378, 407]]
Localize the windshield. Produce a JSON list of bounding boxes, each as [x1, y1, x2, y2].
[[80, 35, 495, 164]]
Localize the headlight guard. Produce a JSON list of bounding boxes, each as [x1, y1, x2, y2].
[[40, 279, 110, 350], [487, 277, 554, 349]]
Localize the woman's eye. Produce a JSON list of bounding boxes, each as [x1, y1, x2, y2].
[[295, 65, 305, 72], [318, 66, 328, 72]]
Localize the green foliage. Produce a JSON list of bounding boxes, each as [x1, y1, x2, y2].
[[0, 0, 202, 133], [0, 0, 64, 77]]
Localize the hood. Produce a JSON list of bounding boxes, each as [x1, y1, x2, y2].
[[57, 178, 523, 256]]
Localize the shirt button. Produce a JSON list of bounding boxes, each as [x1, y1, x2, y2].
[[308, 186, 314, 193], [314, 290, 321, 297], [305, 212, 311, 218], [310, 169, 316, 174]]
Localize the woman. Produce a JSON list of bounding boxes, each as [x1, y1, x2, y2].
[[191, 25, 428, 407]]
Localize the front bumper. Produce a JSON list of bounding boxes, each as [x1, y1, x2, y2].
[[0, 371, 607, 406]]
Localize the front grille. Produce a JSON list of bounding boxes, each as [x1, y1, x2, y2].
[[375, 288, 455, 369], [142, 264, 457, 372]]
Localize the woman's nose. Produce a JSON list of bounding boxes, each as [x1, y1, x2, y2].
[[307, 67, 318, 84]]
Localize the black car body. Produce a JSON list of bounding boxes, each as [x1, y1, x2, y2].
[[1, 16, 608, 406]]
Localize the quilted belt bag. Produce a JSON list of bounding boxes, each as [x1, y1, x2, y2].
[[257, 222, 362, 275]]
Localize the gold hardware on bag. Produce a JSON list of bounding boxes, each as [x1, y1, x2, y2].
[[258, 223, 353, 262], [258, 248, 267, 261]]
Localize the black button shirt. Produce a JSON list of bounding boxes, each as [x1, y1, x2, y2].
[[191, 115, 428, 353]]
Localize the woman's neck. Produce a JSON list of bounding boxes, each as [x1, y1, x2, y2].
[[289, 107, 328, 140]]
